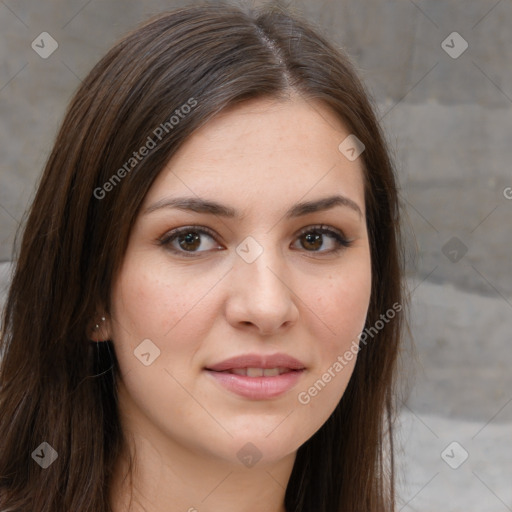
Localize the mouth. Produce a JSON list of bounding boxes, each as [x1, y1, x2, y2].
[[204, 353, 306, 373], [203, 354, 306, 399], [208, 367, 301, 377]]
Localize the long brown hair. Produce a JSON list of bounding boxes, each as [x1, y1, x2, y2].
[[0, 2, 405, 510]]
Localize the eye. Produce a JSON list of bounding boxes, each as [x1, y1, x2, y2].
[[292, 224, 352, 254], [158, 226, 222, 257], [158, 224, 352, 257]]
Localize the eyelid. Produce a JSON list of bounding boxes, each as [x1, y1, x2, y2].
[[158, 225, 221, 249], [295, 224, 349, 243]]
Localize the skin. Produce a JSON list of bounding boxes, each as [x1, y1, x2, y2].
[[100, 94, 372, 512]]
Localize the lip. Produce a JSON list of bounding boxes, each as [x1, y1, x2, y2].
[[204, 353, 306, 400], [205, 353, 306, 372]]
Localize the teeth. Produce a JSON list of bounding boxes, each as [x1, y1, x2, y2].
[[229, 367, 290, 377], [231, 368, 251, 376], [247, 367, 264, 377]]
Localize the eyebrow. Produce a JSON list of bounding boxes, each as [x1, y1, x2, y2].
[[143, 194, 363, 219]]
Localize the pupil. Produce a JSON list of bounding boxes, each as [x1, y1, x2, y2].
[[304, 232, 321, 250], [180, 232, 200, 250]]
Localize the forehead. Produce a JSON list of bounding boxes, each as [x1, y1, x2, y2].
[[143, 96, 366, 215]]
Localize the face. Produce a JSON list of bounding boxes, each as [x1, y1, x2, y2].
[[107, 95, 372, 468]]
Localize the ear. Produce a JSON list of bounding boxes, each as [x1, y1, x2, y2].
[[87, 315, 112, 342]]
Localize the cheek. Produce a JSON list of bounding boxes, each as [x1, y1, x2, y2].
[[110, 258, 200, 339], [108, 260, 169, 375], [297, 251, 371, 419], [111, 268, 166, 338], [313, 253, 372, 347], [109, 256, 221, 380]]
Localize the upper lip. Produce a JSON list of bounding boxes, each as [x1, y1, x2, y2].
[[205, 353, 306, 372]]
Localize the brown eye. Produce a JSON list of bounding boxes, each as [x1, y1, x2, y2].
[[294, 225, 352, 254], [301, 232, 323, 251], [158, 224, 352, 258], [159, 226, 223, 257], [177, 232, 201, 251]]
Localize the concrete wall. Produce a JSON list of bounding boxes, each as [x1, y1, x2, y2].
[[1, 0, 511, 509]]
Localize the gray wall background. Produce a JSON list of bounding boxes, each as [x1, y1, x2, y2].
[[1, 0, 511, 510]]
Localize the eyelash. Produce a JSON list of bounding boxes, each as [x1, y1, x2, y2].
[[157, 224, 353, 258]]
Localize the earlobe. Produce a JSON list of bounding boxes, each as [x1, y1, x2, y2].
[[87, 315, 110, 342]]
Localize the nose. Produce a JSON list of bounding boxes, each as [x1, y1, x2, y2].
[[224, 241, 299, 336]]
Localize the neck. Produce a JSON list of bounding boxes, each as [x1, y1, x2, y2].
[[110, 437, 293, 512], [109, 388, 294, 512]]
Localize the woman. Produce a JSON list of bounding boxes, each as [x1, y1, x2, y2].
[[0, 2, 405, 511]]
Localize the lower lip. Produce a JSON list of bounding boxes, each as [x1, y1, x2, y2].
[[204, 369, 305, 400]]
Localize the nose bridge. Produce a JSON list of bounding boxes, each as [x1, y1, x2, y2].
[[227, 233, 297, 333], [235, 233, 286, 294]]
